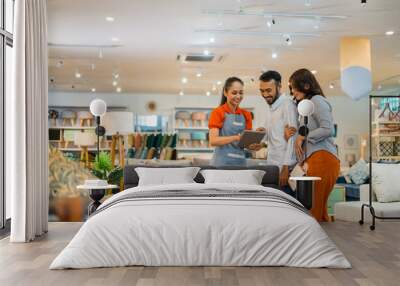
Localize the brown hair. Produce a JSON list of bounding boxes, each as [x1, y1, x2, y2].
[[289, 68, 325, 99], [220, 77, 244, 105]]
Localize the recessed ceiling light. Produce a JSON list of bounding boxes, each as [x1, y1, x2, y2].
[[311, 70, 317, 74], [181, 77, 188, 84], [209, 37, 215, 43], [75, 71, 81, 78], [112, 80, 118, 86], [271, 52, 278, 59], [217, 81, 222, 85], [116, 87, 122, 93], [203, 49, 210, 56], [329, 83, 334, 89], [206, 91, 211, 97], [385, 30, 395, 36], [196, 72, 202, 78], [91, 88, 96, 92], [111, 37, 120, 42], [179, 91, 184, 96], [105, 16, 115, 22], [113, 73, 119, 79]]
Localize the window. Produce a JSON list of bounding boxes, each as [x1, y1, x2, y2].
[[1, 0, 14, 230]]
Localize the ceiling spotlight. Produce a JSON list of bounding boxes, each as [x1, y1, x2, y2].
[[209, 37, 215, 43], [271, 52, 278, 59], [112, 80, 118, 86], [385, 30, 395, 36], [329, 83, 335, 89], [91, 88, 96, 92], [206, 91, 211, 97], [284, 35, 292, 46], [75, 71, 82, 78], [111, 37, 120, 42], [116, 87, 122, 93], [179, 91, 184, 96], [267, 21, 272, 28], [311, 70, 317, 74], [105, 16, 115, 22], [181, 77, 188, 84], [203, 49, 210, 56], [196, 72, 202, 78], [361, 0, 367, 6], [217, 81, 222, 85], [271, 19, 276, 25], [113, 73, 119, 79]]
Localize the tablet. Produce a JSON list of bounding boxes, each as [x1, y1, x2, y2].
[[238, 130, 266, 149]]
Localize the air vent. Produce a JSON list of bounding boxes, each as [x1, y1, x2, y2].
[[177, 53, 224, 63]]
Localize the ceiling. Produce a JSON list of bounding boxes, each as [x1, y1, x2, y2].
[[47, 0, 400, 96]]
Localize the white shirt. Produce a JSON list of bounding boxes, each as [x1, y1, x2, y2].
[[263, 95, 298, 170]]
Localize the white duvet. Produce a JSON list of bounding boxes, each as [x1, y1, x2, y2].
[[50, 183, 351, 269]]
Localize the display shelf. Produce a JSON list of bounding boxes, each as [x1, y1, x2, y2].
[[174, 127, 209, 131], [372, 121, 400, 125], [49, 126, 96, 130], [176, 147, 214, 152], [58, 148, 111, 152], [372, 133, 400, 137]]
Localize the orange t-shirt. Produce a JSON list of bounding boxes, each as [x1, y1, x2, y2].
[[208, 103, 252, 130]]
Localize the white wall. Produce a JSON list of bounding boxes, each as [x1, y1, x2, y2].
[[49, 91, 369, 165]]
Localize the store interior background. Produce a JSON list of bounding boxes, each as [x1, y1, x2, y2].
[[43, 0, 400, 221]]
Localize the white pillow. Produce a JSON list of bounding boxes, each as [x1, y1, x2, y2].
[[135, 167, 200, 186], [200, 169, 266, 185], [372, 163, 400, 203]]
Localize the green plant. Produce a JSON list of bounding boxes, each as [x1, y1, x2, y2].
[[91, 151, 123, 184]]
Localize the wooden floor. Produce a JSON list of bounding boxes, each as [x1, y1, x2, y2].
[[0, 221, 399, 286]]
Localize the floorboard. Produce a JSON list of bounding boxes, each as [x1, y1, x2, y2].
[[0, 221, 399, 286]]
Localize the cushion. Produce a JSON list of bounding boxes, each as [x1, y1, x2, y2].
[[372, 163, 400, 203], [135, 167, 200, 186], [347, 159, 369, 185], [200, 169, 266, 185]]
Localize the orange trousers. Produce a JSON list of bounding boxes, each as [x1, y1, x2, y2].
[[306, 150, 340, 222]]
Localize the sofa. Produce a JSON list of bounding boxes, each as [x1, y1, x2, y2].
[[335, 183, 400, 223]]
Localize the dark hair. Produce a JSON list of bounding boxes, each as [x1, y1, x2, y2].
[[220, 77, 244, 105], [289, 68, 325, 98], [259, 70, 282, 84]]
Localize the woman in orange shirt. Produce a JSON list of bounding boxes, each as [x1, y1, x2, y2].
[[208, 77, 253, 167]]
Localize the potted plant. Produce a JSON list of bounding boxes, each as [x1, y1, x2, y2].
[[49, 147, 94, 222], [91, 151, 123, 192]]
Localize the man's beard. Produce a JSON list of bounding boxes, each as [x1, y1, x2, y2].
[[265, 93, 280, 105]]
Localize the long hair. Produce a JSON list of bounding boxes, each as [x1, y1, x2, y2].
[[220, 77, 244, 105], [289, 68, 325, 99]]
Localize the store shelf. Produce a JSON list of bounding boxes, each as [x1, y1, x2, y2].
[[176, 147, 214, 152], [49, 126, 96, 130], [372, 133, 400, 137], [58, 148, 111, 152], [372, 121, 400, 125], [174, 127, 209, 131]]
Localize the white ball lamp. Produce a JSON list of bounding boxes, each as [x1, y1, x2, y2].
[[89, 99, 107, 158]]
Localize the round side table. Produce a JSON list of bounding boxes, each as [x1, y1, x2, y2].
[[77, 184, 119, 216], [289, 177, 321, 210]]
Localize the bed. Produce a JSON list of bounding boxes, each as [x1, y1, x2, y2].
[[50, 165, 351, 269]]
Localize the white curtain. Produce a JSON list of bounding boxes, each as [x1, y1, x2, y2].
[[9, 0, 49, 242]]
